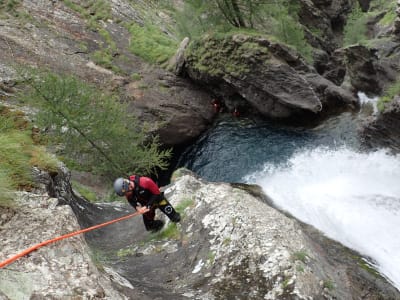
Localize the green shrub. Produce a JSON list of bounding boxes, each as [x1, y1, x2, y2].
[[379, 1, 397, 26], [291, 250, 308, 263], [0, 0, 21, 17], [175, 197, 194, 215], [0, 106, 59, 207], [343, 4, 368, 46], [151, 222, 180, 240], [377, 79, 400, 111], [62, 0, 111, 22], [0, 169, 14, 207], [71, 180, 98, 202], [127, 22, 178, 64]]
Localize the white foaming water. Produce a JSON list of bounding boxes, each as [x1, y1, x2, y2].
[[245, 147, 400, 289], [358, 91, 379, 114]]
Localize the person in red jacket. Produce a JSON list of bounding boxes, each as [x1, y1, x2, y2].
[[113, 175, 181, 232]]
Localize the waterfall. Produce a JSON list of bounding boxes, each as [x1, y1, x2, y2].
[[245, 147, 400, 289], [358, 91, 379, 114]]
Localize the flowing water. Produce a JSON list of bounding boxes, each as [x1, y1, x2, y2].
[[177, 95, 400, 290]]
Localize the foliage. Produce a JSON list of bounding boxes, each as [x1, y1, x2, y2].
[[356, 256, 381, 277], [0, 169, 14, 207], [175, 197, 194, 215], [20, 70, 171, 180], [71, 180, 98, 202], [127, 22, 178, 65], [89, 248, 109, 271], [174, 0, 312, 62], [62, 0, 111, 24], [150, 222, 180, 240], [62, 0, 123, 72], [91, 28, 121, 73], [117, 247, 135, 258], [208, 251, 216, 264], [0, 0, 21, 17], [343, 3, 368, 46], [291, 250, 308, 263], [323, 279, 335, 290], [0, 106, 59, 207], [171, 0, 220, 39], [378, 1, 397, 26], [377, 78, 400, 111]]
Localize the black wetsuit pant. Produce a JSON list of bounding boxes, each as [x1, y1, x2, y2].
[[143, 197, 180, 231]]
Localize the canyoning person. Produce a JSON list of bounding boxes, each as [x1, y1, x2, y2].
[[211, 98, 223, 113], [113, 175, 181, 232], [233, 107, 240, 117]]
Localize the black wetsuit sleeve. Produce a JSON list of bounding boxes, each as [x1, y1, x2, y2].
[[127, 196, 138, 208]]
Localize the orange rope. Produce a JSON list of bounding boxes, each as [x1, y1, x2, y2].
[[0, 210, 143, 269]]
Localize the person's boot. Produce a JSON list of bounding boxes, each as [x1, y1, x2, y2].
[[170, 212, 181, 223], [148, 220, 164, 232]]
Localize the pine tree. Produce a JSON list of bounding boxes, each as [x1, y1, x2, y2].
[[21, 71, 171, 179]]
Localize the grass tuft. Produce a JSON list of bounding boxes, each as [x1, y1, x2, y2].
[[0, 105, 58, 207], [127, 22, 178, 64]]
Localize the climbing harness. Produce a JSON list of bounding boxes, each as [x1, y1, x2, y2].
[[0, 210, 144, 269]]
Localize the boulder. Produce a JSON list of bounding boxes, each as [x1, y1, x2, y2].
[[184, 34, 357, 124], [360, 96, 400, 153], [167, 37, 190, 76]]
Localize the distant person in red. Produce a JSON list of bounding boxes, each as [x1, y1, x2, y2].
[[211, 98, 222, 113], [233, 107, 240, 117], [113, 175, 180, 232]]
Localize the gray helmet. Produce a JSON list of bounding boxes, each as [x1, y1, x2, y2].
[[114, 178, 130, 196]]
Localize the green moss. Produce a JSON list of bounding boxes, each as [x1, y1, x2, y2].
[[355, 256, 382, 277], [291, 250, 308, 263], [187, 34, 271, 78], [208, 251, 216, 264], [323, 279, 335, 290], [131, 73, 142, 81], [175, 197, 194, 215]]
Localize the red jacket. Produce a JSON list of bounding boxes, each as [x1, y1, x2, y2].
[[126, 175, 161, 208]]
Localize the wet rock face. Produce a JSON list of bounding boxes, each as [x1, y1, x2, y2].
[[360, 96, 400, 153]]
